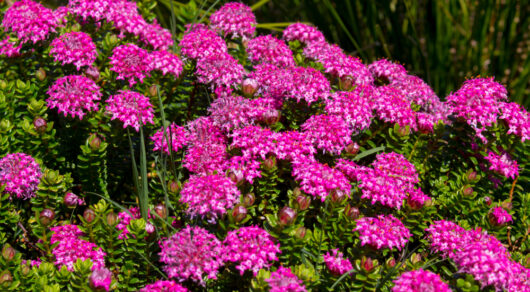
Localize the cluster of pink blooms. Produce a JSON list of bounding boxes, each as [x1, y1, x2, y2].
[[209, 2, 256, 39], [372, 86, 417, 130], [105, 90, 155, 131], [179, 174, 240, 219], [49, 32, 97, 70], [283, 23, 325, 44], [183, 142, 228, 174], [368, 59, 408, 84], [195, 53, 244, 89], [179, 26, 228, 60], [151, 123, 189, 155], [392, 269, 451, 292], [208, 94, 264, 131], [109, 44, 153, 86], [47, 75, 102, 119], [150, 50, 184, 78], [223, 226, 281, 275], [489, 207, 513, 226], [1, 0, 58, 45], [50, 224, 106, 271], [301, 114, 352, 154], [115, 207, 155, 239], [323, 249, 353, 276], [426, 220, 530, 290], [0, 153, 42, 199], [355, 215, 412, 250], [484, 151, 519, 179], [247, 35, 296, 68], [89, 268, 112, 292], [140, 280, 188, 292], [291, 158, 351, 201], [0, 39, 23, 57], [325, 86, 374, 132], [499, 102, 530, 142], [265, 267, 307, 292], [159, 225, 224, 284], [285, 66, 331, 104]]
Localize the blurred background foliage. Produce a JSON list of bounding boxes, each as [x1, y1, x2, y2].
[[42, 0, 529, 107]]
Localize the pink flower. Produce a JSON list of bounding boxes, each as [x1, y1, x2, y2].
[[372, 86, 417, 130], [183, 143, 228, 175], [208, 94, 267, 131], [274, 131, 316, 162], [489, 207, 513, 226], [230, 126, 278, 160], [247, 35, 295, 68], [368, 59, 407, 85], [323, 249, 353, 276], [265, 267, 306, 292], [50, 32, 97, 70], [407, 188, 431, 210], [392, 269, 451, 292], [425, 220, 467, 258], [105, 90, 155, 131], [159, 225, 224, 284], [116, 207, 141, 240], [283, 22, 325, 45], [2, 0, 58, 45], [355, 215, 411, 250], [109, 44, 152, 86], [140, 21, 174, 50], [226, 156, 262, 184], [392, 75, 443, 114], [484, 151, 519, 179], [0, 153, 42, 199], [50, 224, 84, 244], [179, 174, 240, 219], [210, 2, 256, 39], [285, 66, 331, 104], [140, 280, 188, 292], [301, 114, 353, 155], [223, 226, 281, 275], [150, 50, 184, 78], [47, 75, 102, 119], [196, 53, 244, 90], [0, 39, 22, 57], [151, 123, 189, 155], [89, 268, 112, 291], [179, 27, 227, 60], [64, 192, 85, 207], [499, 102, 530, 142], [325, 86, 375, 132]]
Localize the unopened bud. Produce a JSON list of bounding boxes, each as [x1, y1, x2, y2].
[[463, 186, 473, 197], [346, 205, 360, 220], [263, 156, 276, 170], [232, 205, 247, 222], [243, 193, 255, 206], [295, 195, 311, 211], [411, 253, 422, 264], [1, 245, 15, 261], [149, 84, 158, 97], [227, 170, 244, 185], [263, 109, 281, 125], [0, 270, 12, 286], [106, 212, 117, 226], [167, 180, 179, 194], [484, 196, 492, 206], [339, 75, 354, 91], [88, 134, 102, 150], [293, 187, 302, 197], [154, 204, 167, 219], [345, 143, 360, 155], [386, 257, 396, 268], [397, 125, 410, 137], [502, 201, 513, 210], [361, 257, 374, 271], [36, 68, 46, 81], [33, 117, 47, 133], [466, 170, 478, 182], [145, 223, 155, 234], [21, 263, 31, 276], [242, 78, 258, 97], [64, 192, 84, 207], [83, 208, 96, 223], [39, 209, 55, 226], [330, 189, 346, 203], [295, 227, 307, 239], [278, 207, 296, 226]]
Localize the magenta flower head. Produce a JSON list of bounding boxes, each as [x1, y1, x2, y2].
[[179, 174, 241, 219], [325, 86, 375, 132], [489, 207, 513, 226], [223, 226, 281, 275], [0, 39, 23, 58], [151, 123, 189, 155], [0, 153, 42, 200], [89, 268, 112, 291], [499, 102, 530, 142], [179, 27, 228, 60], [301, 114, 353, 155], [115, 207, 141, 240], [2, 0, 58, 45], [47, 75, 102, 119], [64, 192, 85, 207], [150, 50, 184, 78], [109, 44, 152, 86], [105, 90, 155, 131], [50, 32, 97, 70], [283, 22, 325, 45], [159, 225, 224, 284], [323, 249, 353, 276], [247, 35, 296, 68], [140, 280, 188, 292], [285, 66, 331, 104], [265, 266, 307, 292], [484, 151, 519, 179], [368, 59, 408, 85], [372, 86, 417, 130], [210, 2, 256, 40], [208, 94, 263, 132], [407, 188, 431, 210], [355, 215, 412, 250], [140, 21, 174, 50], [425, 220, 467, 258], [196, 52, 244, 90], [392, 269, 451, 292]]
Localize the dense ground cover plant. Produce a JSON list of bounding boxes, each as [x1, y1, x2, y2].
[[0, 0, 529, 291]]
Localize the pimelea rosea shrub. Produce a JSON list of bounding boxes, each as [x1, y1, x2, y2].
[[0, 0, 529, 291]]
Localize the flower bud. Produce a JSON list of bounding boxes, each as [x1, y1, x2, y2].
[[295, 227, 307, 239], [243, 193, 255, 207], [397, 125, 410, 137], [88, 134, 102, 150], [21, 263, 31, 276], [145, 223, 155, 234], [149, 84, 158, 97], [346, 205, 360, 220], [242, 78, 258, 97], [36, 68, 46, 81], [484, 196, 492, 206], [83, 208, 96, 223], [339, 75, 354, 91], [64, 192, 84, 207], [386, 257, 396, 268], [361, 257, 374, 272], [293, 187, 302, 197], [502, 201, 513, 210], [167, 180, 179, 194], [227, 170, 244, 185], [89, 268, 112, 291], [466, 170, 478, 182], [345, 142, 360, 155], [154, 204, 167, 219], [0, 270, 12, 286], [462, 186, 473, 197], [106, 212, 117, 226], [295, 195, 311, 211], [278, 207, 296, 226], [263, 156, 276, 170], [232, 205, 247, 222], [39, 209, 55, 226], [330, 189, 346, 203], [33, 117, 47, 133], [1, 244, 15, 261], [85, 66, 100, 80], [411, 253, 422, 264], [263, 109, 281, 125]]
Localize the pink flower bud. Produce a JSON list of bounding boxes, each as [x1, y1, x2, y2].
[[330, 188, 346, 203], [1, 245, 15, 261], [33, 117, 47, 133], [232, 205, 247, 222], [242, 78, 258, 97], [106, 212, 117, 226], [345, 142, 360, 155], [39, 209, 55, 226], [88, 134, 102, 150], [64, 192, 84, 207], [295, 195, 311, 211], [278, 206, 296, 226], [463, 186, 473, 197], [83, 208, 96, 223], [0, 270, 12, 286], [295, 227, 307, 239], [243, 193, 255, 206], [361, 257, 374, 271], [346, 205, 360, 220], [89, 268, 112, 291], [154, 204, 167, 219]]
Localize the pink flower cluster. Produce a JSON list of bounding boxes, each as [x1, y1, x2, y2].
[[179, 174, 241, 219], [208, 94, 264, 131], [151, 123, 189, 155], [109, 44, 152, 86], [223, 226, 281, 275], [116, 207, 153, 240], [368, 59, 408, 84], [47, 75, 102, 119], [489, 207, 513, 226], [283, 23, 326, 45], [179, 26, 227, 60], [105, 90, 155, 131], [499, 102, 530, 142], [325, 86, 374, 132], [247, 35, 296, 68], [50, 32, 97, 70], [301, 114, 352, 155], [0, 39, 23, 57], [209, 2, 256, 39], [323, 249, 353, 276], [196, 53, 244, 90], [89, 268, 112, 292], [184, 118, 228, 174], [50, 224, 106, 271], [0, 153, 42, 199], [159, 225, 224, 284], [484, 151, 519, 179], [2, 0, 58, 45], [140, 280, 188, 292], [265, 267, 307, 292], [150, 50, 184, 78], [392, 269, 451, 292], [372, 86, 417, 130], [355, 215, 412, 250]]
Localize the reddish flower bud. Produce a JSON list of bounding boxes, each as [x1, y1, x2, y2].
[[36, 68, 46, 81], [242, 78, 258, 97], [39, 209, 55, 226], [227, 170, 244, 185], [466, 170, 478, 182], [411, 253, 422, 264], [263, 109, 281, 125], [295, 226, 307, 239], [154, 204, 167, 219], [386, 257, 396, 268], [345, 142, 360, 155], [263, 156, 276, 170], [1, 245, 15, 261], [346, 205, 360, 220], [0, 270, 12, 286], [295, 195, 311, 211], [243, 193, 255, 207], [339, 75, 354, 91], [232, 205, 247, 222], [145, 223, 155, 234], [293, 187, 302, 197], [278, 206, 296, 226], [106, 212, 117, 226], [484, 196, 492, 206], [64, 192, 84, 207], [397, 125, 410, 137], [167, 180, 179, 194], [361, 257, 374, 271], [83, 208, 96, 223], [330, 188, 346, 203], [33, 117, 47, 133], [463, 186, 473, 197], [501, 201, 513, 210], [88, 134, 102, 150], [149, 84, 158, 97]]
